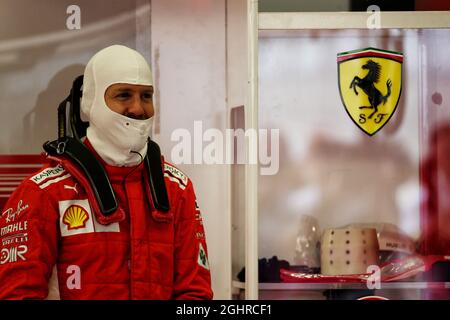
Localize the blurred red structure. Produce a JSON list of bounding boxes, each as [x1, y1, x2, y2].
[[420, 123, 450, 255], [0, 155, 44, 210]]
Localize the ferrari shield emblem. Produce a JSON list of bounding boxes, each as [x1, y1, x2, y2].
[[337, 47, 403, 136]]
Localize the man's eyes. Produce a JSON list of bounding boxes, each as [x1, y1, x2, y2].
[[114, 92, 153, 100], [116, 92, 131, 99]]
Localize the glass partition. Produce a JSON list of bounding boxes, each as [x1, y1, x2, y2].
[[256, 28, 450, 300]]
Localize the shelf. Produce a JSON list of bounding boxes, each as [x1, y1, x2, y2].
[[233, 280, 450, 291], [259, 11, 450, 30]]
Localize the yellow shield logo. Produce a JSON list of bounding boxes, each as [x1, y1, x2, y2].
[[63, 205, 89, 230], [338, 48, 403, 136]]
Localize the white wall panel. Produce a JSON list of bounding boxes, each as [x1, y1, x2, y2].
[[151, 0, 231, 299]]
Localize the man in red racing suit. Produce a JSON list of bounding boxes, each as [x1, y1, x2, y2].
[[0, 143, 212, 300], [0, 45, 213, 300]]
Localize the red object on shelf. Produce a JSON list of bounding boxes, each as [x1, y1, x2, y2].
[[280, 255, 450, 283], [420, 124, 450, 255], [280, 269, 369, 283], [0, 154, 44, 210], [357, 296, 389, 300]]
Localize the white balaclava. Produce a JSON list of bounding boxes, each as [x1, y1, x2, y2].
[[81, 45, 153, 167]]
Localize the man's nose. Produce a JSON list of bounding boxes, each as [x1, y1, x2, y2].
[[126, 96, 146, 119]]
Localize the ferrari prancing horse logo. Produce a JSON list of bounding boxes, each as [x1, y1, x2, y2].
[[338, 48, 403, 136]]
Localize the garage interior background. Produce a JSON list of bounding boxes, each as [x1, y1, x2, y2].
[[1, 0, 450, 299]]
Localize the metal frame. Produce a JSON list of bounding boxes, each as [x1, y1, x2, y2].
[[259, 11, 450, 30], [245, 0, 259, 300]]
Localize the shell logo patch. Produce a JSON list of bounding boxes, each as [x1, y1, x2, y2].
[[338, 47, 403, 136], [59, 199, 94, 237], [63, 205, 89, 230], [58, 199, 120, 237]]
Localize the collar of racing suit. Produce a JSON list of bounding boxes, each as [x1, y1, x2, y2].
[[84, 139, 174, 223], [84, 138, 145, 183], [46, 139, 173, 225], [85, 139, 173, 223]]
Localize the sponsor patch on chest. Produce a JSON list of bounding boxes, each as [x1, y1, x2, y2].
[[58, 199, 119, 237]]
